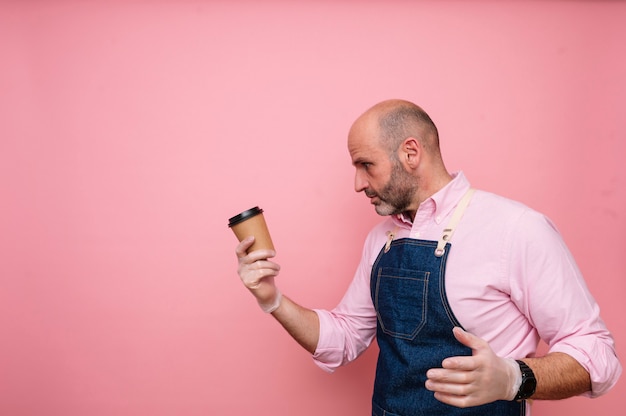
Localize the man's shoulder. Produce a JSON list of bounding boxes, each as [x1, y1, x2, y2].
[[470, 189, 556, 234], [473, 189, 539, 216]]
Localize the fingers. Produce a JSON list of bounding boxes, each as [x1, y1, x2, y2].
[[426, 366, 481, 408], [235, 236, 255, 258], [240, 259, 280, 278], [435, 328, 498, 376], [452, 327, 487, 352], [426, 327, 480, 393], [439, 327, 489, 370], [427, 366, 474, 384], [432, 392, 474, 409], [236, 237, 280, 292], [426, 373, 480, 408], [233, 237, 281, 311], [236, 236, 276, 261], [427, 327, 517, 407], [238, 256, 280, 284]]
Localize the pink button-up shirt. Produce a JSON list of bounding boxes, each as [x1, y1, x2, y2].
[[313, 172, 621, 397]]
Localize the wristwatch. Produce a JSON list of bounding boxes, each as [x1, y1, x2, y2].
[[514, 360, 537, 401]]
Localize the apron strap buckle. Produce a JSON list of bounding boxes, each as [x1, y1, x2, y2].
[[384, 227, 399, 253]]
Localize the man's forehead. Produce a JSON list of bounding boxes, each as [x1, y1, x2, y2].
[[348, 130, 384, 160]]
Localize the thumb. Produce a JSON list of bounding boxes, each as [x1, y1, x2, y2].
[[452, 327, 487, 354]]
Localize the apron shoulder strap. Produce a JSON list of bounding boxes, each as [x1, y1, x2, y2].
[[434, 188, 476, 257]]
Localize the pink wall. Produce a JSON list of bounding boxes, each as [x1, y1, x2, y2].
[[1, 1, 624, 415]]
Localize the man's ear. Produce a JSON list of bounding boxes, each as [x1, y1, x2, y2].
[[399, 137, 421, 169]]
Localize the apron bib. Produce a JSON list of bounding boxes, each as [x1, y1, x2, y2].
[[370, 190, 525, 416]]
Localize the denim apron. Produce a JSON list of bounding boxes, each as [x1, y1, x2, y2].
[[370, 190, 525, 416]]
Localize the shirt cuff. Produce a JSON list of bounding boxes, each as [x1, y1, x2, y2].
[[550, 336, 622, 397], [311, 309, 345, 373]]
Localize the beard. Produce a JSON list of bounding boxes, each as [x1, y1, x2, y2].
[[365, 163, 417, 216]]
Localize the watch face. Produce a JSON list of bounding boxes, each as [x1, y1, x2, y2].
[[521, 377, 537, 395]]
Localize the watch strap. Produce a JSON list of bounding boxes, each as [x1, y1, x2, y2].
[[514, 360, 537, 401]]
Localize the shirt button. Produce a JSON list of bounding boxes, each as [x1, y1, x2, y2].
[[414, 232, 421, 238], [436, 215, 442, 223]]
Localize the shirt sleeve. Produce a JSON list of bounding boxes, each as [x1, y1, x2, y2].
[[507, 210, 622, 397], [312, 237, 379, 373]]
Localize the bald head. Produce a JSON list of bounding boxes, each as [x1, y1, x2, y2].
[[351, 99, 441, 159]]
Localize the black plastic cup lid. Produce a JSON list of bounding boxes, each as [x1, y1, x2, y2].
[[228, 206, 263, 227]]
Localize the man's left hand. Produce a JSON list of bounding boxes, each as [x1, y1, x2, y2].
[[425, 327, 521, 407]]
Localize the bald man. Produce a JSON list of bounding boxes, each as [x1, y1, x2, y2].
[[235, 100, 621, 415]]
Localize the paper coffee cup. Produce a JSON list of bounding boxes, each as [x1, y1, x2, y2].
[[228, 206, 275, 253]]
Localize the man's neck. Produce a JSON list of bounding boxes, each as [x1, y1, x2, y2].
[[407, 171, 453, 222]]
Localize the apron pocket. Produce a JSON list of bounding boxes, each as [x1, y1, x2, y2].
[[373, 267, 429, 340]]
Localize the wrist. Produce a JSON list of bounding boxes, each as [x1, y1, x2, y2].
[[504, 358, 523, 401], [258, 289, 282, 313]]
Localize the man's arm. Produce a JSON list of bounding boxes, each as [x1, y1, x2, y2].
[[523, 352, 591, 399], [236, 236, 320, 354], [425, 327, 591, 408], [270, 295, 319, 354]]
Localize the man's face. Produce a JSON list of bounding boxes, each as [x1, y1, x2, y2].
[[348, 123, 417, 216]]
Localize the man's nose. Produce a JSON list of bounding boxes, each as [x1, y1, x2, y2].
[[354, 171, 368, 193]]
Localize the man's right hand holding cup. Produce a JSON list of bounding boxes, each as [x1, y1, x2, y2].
[[236, 236, 282, 313]]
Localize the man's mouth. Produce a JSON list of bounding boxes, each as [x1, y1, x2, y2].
[[365, 191, 380, 204]]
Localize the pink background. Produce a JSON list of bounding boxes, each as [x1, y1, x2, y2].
[[1, 1, 624, 415]]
